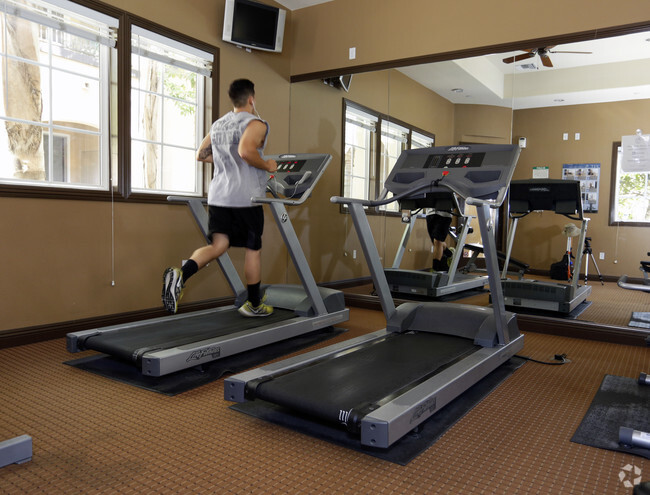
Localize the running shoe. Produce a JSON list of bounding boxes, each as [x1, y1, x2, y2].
[[238, 300, 274, 317], [162, 267, 184, 314]]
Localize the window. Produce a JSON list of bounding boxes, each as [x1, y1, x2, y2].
[[342, 100, 435, 213], [130, 26, 211, 196], [0, 0, 219, 201], [0, 0, 116, 190], [343, 105, 376, 202], [610, 142, 650, 225]]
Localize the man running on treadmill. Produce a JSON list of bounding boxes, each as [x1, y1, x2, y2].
[[162, 79, 278, 317]]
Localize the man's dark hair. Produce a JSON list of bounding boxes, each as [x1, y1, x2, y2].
[[228, 79, 255, 108]]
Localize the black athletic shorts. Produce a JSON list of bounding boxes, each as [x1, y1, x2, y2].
[[426, 214, 452, 242], [208, 205, 264, 250]]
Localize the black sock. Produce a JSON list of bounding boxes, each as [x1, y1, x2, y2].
[[248, 281, 261, 306], [181, 259, 199, 283]]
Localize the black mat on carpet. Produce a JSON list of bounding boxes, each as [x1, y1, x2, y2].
[[506, 300, 591, 320], [64, 327, 346, 396], [229, 356, 526, 465], [571, 374, 650, 459]]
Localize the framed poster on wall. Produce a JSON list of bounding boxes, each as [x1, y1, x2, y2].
[[562, 163, 600, 213]]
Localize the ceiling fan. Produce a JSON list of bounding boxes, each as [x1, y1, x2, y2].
[[502, 46, 592, 68]]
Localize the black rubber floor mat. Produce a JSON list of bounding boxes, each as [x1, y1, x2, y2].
[[64, 327, 346, 396], [229, 356, 526, 465], [571, 374, 650, 459]]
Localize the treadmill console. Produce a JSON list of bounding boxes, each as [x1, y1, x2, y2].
[[384, 144, 520, 207], [265, 153, 332, 199], [509, 179, 582, 218]]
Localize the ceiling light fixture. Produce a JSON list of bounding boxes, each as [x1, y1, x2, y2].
[[451, 88, 463, 93]]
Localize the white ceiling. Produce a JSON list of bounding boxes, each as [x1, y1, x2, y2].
[[275, 1, 650, 109], [399, 31, 650, 109]]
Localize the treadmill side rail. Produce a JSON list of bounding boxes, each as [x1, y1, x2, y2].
[[359, 334, 525, 448]]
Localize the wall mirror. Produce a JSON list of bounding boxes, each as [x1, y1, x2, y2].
[[287, 27, 650, 333]]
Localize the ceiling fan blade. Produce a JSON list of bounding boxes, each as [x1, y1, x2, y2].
[[549, 50, 593, 55], [503, 48, 537, 64], [503, 52, 536, 64], [539, 53, 553, 67]]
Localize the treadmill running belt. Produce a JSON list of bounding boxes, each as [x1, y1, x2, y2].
[[83, 308, 295, 362], [254, 332, 478, 427]]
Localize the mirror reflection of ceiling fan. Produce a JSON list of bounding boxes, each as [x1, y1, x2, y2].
[[502, 46, 592, 68]]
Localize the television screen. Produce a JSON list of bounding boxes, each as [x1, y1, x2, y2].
[[223, 0, 286, 53]]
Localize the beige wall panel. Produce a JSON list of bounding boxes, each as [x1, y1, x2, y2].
[[511, 99, 650, 276], [1, 0, 294, 333], [3, 0, 648, 335], [290, 0, 647, 76], [287, 70, 461, 281]]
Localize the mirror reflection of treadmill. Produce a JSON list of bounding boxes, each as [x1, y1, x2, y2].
[[66, 154, 349, 377], [500, 179, 592, 315], [226, 144, 524, 449], [384, 190, 489, 298]]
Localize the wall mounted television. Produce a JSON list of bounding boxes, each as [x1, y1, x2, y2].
[[222, 0, 286, 53]]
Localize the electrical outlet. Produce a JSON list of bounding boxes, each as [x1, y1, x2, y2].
[[599, 252, 605, 260], [563, 133, 569, 141], [353, 249, 357, 259], [349, 47, 356, 60]]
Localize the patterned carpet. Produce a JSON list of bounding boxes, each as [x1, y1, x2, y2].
[[344, 275, 650, 328], [1, 307, 649, 494]]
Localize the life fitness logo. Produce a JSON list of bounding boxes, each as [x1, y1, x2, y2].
[[619, 464, 642, 489], [447, 146, 470, 152]]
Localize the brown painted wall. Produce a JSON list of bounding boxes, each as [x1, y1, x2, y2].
[[511, 100, 650, 276], [1, 0, 294, 332], [286, 70, 512, 281], [2, 0, 648, 334], [290, 0, 646, 77]]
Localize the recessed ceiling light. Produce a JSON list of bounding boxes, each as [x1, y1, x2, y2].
[[451, 88, 463, 93]]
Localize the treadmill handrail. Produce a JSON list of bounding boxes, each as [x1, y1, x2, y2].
[[253, 154, 332, 207], [331, 183, 500, 210]]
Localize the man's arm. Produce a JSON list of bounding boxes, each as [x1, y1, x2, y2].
[[238, 120, 277, 172], [196, 133, 213, 163]]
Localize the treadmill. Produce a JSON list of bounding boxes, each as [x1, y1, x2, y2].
[[66, 153, 349, 377], [384, 192, 489, 297], [225, 144, 524, 449], [500, 179, 592, 314]]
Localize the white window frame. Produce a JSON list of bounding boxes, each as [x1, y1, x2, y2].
[[610, 142, 650, 225], [129, 25, 211, 197], [341, 100, 435, 214], [0, 0, 116, 191], [343, 103, 376, 202]]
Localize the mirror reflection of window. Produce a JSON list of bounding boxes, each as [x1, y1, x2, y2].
[[612, 145, 650, 223]]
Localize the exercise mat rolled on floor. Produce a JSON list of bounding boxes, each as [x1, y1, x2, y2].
[[571, 374, 650, 459]]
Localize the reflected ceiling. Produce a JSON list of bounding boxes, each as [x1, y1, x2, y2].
[[398, 31, 650, 109]]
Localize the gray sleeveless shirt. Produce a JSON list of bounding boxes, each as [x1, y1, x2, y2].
[[207, 111, 269, 207]]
